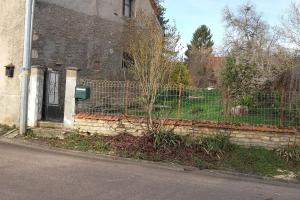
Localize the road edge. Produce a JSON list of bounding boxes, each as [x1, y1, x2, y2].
[[1, 136, 299, 188]]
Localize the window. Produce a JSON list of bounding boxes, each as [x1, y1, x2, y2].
[[122, 52, 134, 68], [123, 0, 132, 17]]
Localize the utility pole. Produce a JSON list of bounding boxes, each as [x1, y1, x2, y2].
[[20, 0, 35, 135]]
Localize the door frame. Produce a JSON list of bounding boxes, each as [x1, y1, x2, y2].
[[42, 68, 66, 122]]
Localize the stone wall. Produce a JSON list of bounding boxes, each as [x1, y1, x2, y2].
[[0, 0, 25, 125], [74, 114, 300, 149], [32, 1, 124, 80]]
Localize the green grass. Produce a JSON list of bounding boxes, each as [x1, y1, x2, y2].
[[63, 134, 111, 153], [33, 133, 112, 153], [222, 146, 288, 176], [127, 89, 286, 127]]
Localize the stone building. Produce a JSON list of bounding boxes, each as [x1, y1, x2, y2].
[[0, 0, 158, 126]]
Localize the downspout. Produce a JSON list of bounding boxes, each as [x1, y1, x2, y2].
[[20, 0, 35, 135]]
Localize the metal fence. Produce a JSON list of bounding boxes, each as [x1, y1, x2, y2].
[[76, 80, 300, 128]]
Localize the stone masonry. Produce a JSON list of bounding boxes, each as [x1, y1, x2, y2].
[[75, 114, 300, 149], [32, 0, 155, 80]]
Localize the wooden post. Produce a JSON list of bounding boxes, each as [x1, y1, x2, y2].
[[124, 81, 129, 116], [177, 84, 182, 119]]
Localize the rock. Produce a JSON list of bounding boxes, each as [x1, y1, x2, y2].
[[189, 96, 205, 101], [207, 87, 215, 91], [230, 106, 249, 116]]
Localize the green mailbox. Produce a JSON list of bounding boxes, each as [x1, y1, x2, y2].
[[75, 86, 91, 100]]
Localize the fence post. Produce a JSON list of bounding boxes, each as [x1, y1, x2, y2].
[[27, 65, 44, 127], [64, 67, 79, 129], [124, 81, 129, 116], [177, 84, 182, 119]]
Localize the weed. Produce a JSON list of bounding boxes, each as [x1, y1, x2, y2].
[[61, 133, 111, 153], [152, 130, 183, 149], [74, 140, 91, 151], [196, 134, 235, 160], [0, 124, 14, 135], [65, 132, 82, 141], [94, 140, 111, 152], [275, 145, 300, 164], [117, 151, 138, 159], [132, 152, 146, 160], [193, 157, 216, 169], [25, 129, 37, 139]]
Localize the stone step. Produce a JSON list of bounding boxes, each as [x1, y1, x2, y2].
[[38, 121, 64, 129], [31, 128, 67, 139]]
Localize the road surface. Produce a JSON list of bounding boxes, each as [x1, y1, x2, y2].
[[0, 141, 299, 200]]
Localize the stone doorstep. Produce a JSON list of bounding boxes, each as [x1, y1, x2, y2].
[[38, 121, 64, 129], [32, 128, 68, 139]]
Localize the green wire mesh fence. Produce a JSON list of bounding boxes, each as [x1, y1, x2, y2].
[[76, 80, 300, 128]]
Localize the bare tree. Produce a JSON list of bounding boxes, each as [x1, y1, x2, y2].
[[185, 25, 215, 87], [188, 47, 215, 87], [126, 11, 180, 131], [222, 3, 292, 99], [280, 2, 300, 49]]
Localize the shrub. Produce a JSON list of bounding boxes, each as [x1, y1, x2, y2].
[[169, 62, 190, 86], [152, 130, 183, 149]]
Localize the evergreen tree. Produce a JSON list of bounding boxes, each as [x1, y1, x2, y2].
[[191, 25, 214, 49], [185, 25, 214, 61], [156, 0, 169, 30]]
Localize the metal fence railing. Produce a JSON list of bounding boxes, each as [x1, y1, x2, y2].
[[76, 80, 300, 128]]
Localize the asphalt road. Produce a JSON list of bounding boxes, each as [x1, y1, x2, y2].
[[0, 141, 299, 200]]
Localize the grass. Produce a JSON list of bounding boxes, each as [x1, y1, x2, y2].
[[26, 132, 111, 153], [56, 134, 111, 153], [0, 124, 14, 136], [25, 132, 300, 181], [125, 89, 294, 127], [222, 146, 288, 176]]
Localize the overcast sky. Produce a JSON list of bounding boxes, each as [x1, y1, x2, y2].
[[163, 0, 300, 53]]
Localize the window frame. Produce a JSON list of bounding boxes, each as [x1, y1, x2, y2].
[[123, 0, 132, 17]]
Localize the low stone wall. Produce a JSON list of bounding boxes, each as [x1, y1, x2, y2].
[[74, 114, 300, 149]]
